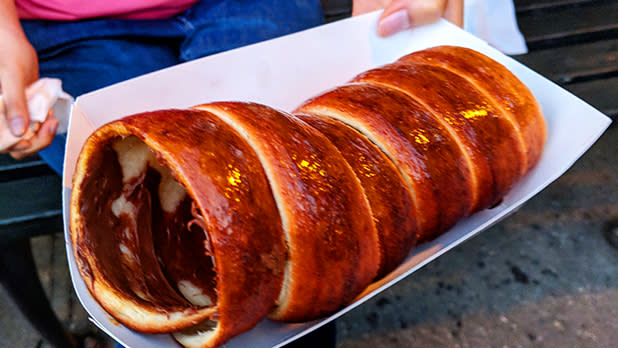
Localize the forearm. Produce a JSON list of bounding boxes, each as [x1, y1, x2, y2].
[[0, 0, 27, 38], [0, 1, 56, 159], [0, 0, 40, 141], [0, 0, 33, 82]]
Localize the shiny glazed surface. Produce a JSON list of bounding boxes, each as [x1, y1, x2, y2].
[[400, 46, 546, 172], [194, 102, 380, 322], [71, 109, 285, 345], [69, 45, 546, 348], [296, 83, 473, 241], [298, 114, 418, 276], [354, 63, 526, 213]]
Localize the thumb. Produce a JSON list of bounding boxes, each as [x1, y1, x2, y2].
[[1, 72, 30, 136], [378, 0, 447, 37]]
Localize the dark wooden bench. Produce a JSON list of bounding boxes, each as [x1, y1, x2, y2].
[[1, 0, 615, 347], [514, 0, 618, 120], [0, 156, 73, 347]]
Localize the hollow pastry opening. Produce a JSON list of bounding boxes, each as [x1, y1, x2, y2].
[[77, 135, 218, 318]]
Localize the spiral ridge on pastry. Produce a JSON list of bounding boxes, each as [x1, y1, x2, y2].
[[69, 46, 546, 348]]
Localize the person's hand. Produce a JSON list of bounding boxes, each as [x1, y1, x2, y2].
[[1, 111, 59, 159], [0, 22, 38, 137], [0, 0, 58, 159], [352, 0, 463, 37], [0, 34, 58, 159]]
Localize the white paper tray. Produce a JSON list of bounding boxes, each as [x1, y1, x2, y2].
[[61, 11, 612, 348]]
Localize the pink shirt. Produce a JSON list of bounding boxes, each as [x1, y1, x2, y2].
[[16, 0, 201, 20]]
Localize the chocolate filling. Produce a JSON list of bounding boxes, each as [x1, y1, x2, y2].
[[77, 136, 217, 312]]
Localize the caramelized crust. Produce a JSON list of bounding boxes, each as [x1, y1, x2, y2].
[[70, 109, 285, 346], [70, 46, 547, 348], [399, 45, 546, 172], [353, 63, 526, 212], [193, 102, 380, 322], [296, 83, 472, 241], [298, 114, 418, 277]]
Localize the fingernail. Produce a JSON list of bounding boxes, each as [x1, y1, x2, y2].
[[378, 9, 410, 37], [10, 118, 26, 136]]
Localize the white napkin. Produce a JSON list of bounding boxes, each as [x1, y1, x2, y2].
[[464, 0, 528, 55], [0, 78, 73, 151]]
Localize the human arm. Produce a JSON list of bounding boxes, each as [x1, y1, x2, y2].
[[352, 0, 463, 37], [0, 0, 58, 159]]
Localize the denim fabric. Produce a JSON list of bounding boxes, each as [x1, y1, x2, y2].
[[37, 133, 66, 176], [22, 0, 324, 175]]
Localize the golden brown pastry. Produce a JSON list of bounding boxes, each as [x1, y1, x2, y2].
[[352, 60, 527, 214], [70, 46, 546, 348], [192, 102, 381, 322], [296, 114, 418, 277], [70, 108, 286, 347], [295, 83, 473, 242], [399, 46, 547, 172]]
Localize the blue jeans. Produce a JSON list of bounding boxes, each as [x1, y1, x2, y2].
[[22, 0, 324, 175]]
